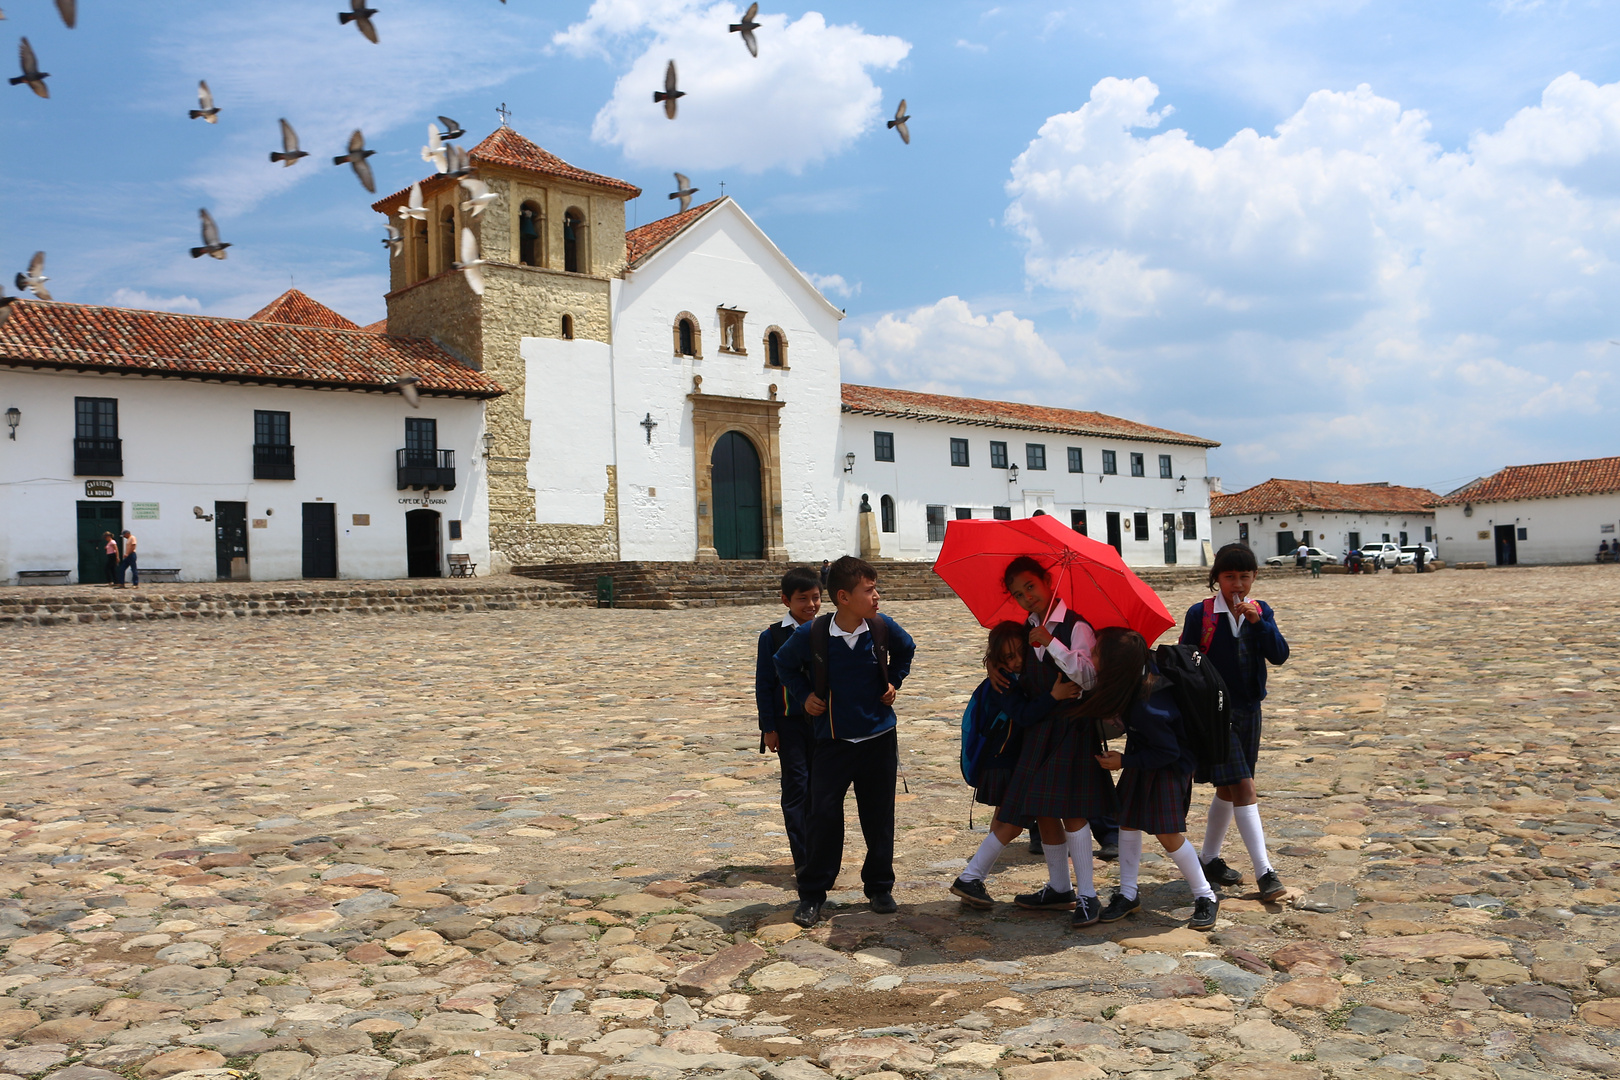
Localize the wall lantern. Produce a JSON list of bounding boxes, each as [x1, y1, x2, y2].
[[1009, 464, 1020, 484], [1176, 474, 1186, 493], [4, 407, 17, 440], [482, 432, 497, 457], [1463, 502, 1473, 518], [844, 452, 855, 473]]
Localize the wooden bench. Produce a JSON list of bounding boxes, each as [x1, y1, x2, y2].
[[16, 570, 71, 586], [447, 553, 476, 578], [142, 568, 182, 583]]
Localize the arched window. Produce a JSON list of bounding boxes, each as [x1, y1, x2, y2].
[[410, 218, 429, 283], [438, 206, 456, 275], [679, 318, 694, 356], [880, 495, 896, 534], [672, 312, 703, 358], [561, 314, 574, 340], [519, 201, 543, 266], [764, 326, 788, 368], [563, 208, 585, 273]]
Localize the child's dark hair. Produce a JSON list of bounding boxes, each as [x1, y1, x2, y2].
[[1002, 555, 1049, 590], [984, 620, 1028, 667], [827, 555, 877, 601], [780, 567, 820, 598], [1208, 543, 1259, 590], [1074, 627, 1151, 722]]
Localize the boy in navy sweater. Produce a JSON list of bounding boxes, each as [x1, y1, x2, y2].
[[754, 567, 823, 871], [775, 556, 917, 927]]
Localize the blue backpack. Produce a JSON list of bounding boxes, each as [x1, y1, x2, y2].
[[959, 682, 1012, 786]]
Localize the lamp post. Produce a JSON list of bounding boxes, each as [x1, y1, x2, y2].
[[481, 432, 496, 458], [844, 452, 855, 474], [1008, 464, 1019, 485], [4, 407, 17, 440]]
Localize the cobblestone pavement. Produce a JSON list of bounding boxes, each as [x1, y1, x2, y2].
[[0, 565, 1618, 1080]]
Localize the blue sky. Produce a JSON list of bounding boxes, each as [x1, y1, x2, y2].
[[5, 0, 1619, 494]]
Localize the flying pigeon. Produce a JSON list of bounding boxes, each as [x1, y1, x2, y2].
[[382, 223, 402, 257], [421, 123, 447, 173], [339, 1, 378, 43], [443, 143, 472, 179], [452, 227, 486, 296], [333, 128, 376, 193], [397, 181, 427, 221], [729, 3, 760, 57], [887, 98, 910, 144], [14, 251, 51, 301], [654, 59, 683, 120], [55, 0, 74, 28], [437, 115, 465, 140], [392, 374, 421, 408], [190, 209, 231, 259], [669, 172, 699, 213], [270, 119, 308, 165], [459, 178, 497, 218], [0, 296, 15, 328], [189, 80, 219, 122], [10, 38, 48, 98]]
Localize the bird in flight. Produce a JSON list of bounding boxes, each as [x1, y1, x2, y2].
[[453, 228, 487, 296], [669, 173, 699, 213], [55, 0, 74, 28], [888, 98, 911, 144], [10, 38, 48, 98], [437, 115, 465, 141], [397, 181, 427, 221], [334, 129, 376, 193], [422, 123, 448, 173], [443, 143, 472, 179], [460, 178, 498, 218], [382, 223, 403, 258], [190, 209, 231, 259], [340, 1, 379, 43], [392, 374, 421, 408], [270, 119, 308, 165], [189, 80, 219, 123], [654, 60, 684, 120], [15, 252, 52, 301], [729, 3, 761, 57]]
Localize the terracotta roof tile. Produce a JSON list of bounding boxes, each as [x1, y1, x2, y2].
[[248, 288, 361, 331], [372, 126, 640, 213], [626, 198, 724, 267], [1211, 478, 1438, 517], [0, 298, 501, 399], [839, 383, 1219, 448], [1430, 456, 1620, 506], [361, 318, 387, 335]]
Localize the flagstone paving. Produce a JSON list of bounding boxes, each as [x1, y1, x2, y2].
[[0, 564, 1617, 1080]]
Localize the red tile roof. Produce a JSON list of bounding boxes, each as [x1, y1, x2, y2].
[[1211, 478, 1438, 518], [361, 318, 387, 335], [840, 384, 1219, 448], [0, 299, 502, 399], [626, 198, 724, 267], [371, 127, 641, 214], [1430, 456, 1620, 506], [248, 288, 361, 331]]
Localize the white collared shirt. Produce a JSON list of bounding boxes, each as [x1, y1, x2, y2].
[[828, 616, 869, 649], [1213, 591, 1245, 637], [780, 612, 801, 630], [1028, 599, 1098, 691]]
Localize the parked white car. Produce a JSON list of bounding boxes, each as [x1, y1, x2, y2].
[[1397, 544, 1436, 565], [1358, 542, 1403, 568], [1264, 547, 1340, 567]]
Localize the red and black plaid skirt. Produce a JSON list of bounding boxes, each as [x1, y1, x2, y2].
[[1116, 765, 1193, 835], [998, 713, 1117, 822]]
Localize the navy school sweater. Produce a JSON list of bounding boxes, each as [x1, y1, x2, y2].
[[754, 621, 808, 734], [1178, 599, 1289, 708], [774, 613, 917, 742], [1120, 668, 1197, 775], [969, 672, 1063, 778]]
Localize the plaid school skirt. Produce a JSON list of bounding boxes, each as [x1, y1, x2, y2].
[[1116, 765, 1194, 835], [1197, 704, 1262, 786], [974, 766, 1011, 808], [999, 714, 1117, 822]]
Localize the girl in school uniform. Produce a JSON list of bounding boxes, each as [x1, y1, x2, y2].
[[1180, 543, 1291, 902], [993, 556, 1114, 928], [951, 620, 1080, 909], [1088, 626, 1221, 929]]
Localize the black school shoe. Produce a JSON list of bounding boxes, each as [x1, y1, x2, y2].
[[1189, 895, 1221, 930], [1015, 885, 1077, 911], [1096, 842, 1120, 862], [1071, 894, 1102, 928], [792, 900, 822, 928], [950, 877, 995, 910], [869, 892, 898, 915], [1028, 834, 1044, 856], [1202, 856, 1244, 887], [1098, 891, 1141, 923], [1256, 870, 1287, 903]]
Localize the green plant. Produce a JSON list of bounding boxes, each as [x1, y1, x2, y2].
[[1325, 1001, 1360, 1030], [1291, 1052, 1317, 1062], [1101, 1005, 1118, 1020], [1438, 1054, 1461, 1063], [1203, 977, 1221, 994]]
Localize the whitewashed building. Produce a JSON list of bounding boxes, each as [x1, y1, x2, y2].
[[1432, 456, 1620, 566], [838, 386, 1220, 566], [1211, 479, 1438, 559], [0, 291, 499, 585]]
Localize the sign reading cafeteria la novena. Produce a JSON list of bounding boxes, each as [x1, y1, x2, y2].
[[84, 480, 114, 498]]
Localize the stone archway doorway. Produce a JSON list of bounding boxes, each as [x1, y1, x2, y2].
[[711, 431, 764, 560], [689, 387, 787, 561]]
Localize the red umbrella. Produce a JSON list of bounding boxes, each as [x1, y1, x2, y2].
[[932, 515, 1176, 642]]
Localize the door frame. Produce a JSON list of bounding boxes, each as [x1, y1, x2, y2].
[[76, 501, 123, 585], [215, 501, 249, 581], [1494, 524, 1518, 566], [301, 502, 339, 579], [1162, 512, 1178, 564], [405, 508, 443, 578], [1105, 511, 1122, 555], [688, 390, 786, 561]]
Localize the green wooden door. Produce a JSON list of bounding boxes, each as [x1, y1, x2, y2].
[[711, 431, 763, 560], [76, 501, 122, 584]]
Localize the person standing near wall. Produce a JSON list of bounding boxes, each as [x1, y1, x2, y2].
[[102, 532, 121, 588], [119, 530, 139, 588]]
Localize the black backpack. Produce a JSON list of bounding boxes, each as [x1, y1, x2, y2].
[[810, 613, 890, 704], [1153, 642, 1234, 774]]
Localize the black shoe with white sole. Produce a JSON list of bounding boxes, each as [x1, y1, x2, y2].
[[1202, 856, 1244, 887], [1013, 884, 1077, 911], [950, 877, 994, 910], [792, 900, 822, 927], [1256, 870, 1287, 902], [1071, 893, 1102, 927], [1189, 895, 1220, 930], [1098, 891, 1141, 923]]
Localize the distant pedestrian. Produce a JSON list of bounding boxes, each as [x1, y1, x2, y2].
[[119, 530, 139, 588], [818, 560, 830, 588], [102, 532, 120, 587], [1294, 542, 1309, 568], [1415, 545, 1427, 573], [1600, 540, 1612, 564]]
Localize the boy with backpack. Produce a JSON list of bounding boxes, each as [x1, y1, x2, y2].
[[755, 566, 823, 871], [775, 556, 917, 928]]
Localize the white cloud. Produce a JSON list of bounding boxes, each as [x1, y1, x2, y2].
[[840, 296, 1070, 393], [806, 272, 859, 299], [105, 289, 203, 314], [556, 1, 910, 173]]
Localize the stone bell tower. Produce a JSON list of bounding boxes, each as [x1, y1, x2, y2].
[[371, 126, 641, 568]]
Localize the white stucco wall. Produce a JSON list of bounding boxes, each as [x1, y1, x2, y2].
[[837, 413, 1213, 566], [1434, 493, 1620, 565], [1212, 509, 1436, 559], [610, 202, 844, 562], [0, 368, 490, 583], [524, 337, 615, 525]]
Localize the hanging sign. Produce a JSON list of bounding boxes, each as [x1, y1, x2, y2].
[[84, 480, 114, 498]]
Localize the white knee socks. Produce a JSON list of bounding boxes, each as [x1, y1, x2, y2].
[[1201, 797, 1234, 862], [1066, 826, 1095, 897], [962, 832, 1006, 883], [1167, 840, 1218, 901], [1233, 803, 1273, 877], [1042, 835, 1072, 892], [1116, 830, 1143, 900]]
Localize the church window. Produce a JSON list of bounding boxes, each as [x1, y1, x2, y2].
[[563, 208, 585, 272], [880, 495, 895, 533], [672, 312, 702, 357], [717, 307, 747, 354], [764, 326, 788, 367], [873, 431, 894, 462], [519, 201, 543, 266], [410, 219, 428, 283], [438, 206, 456, 275], [561, 314, 574, 340]]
